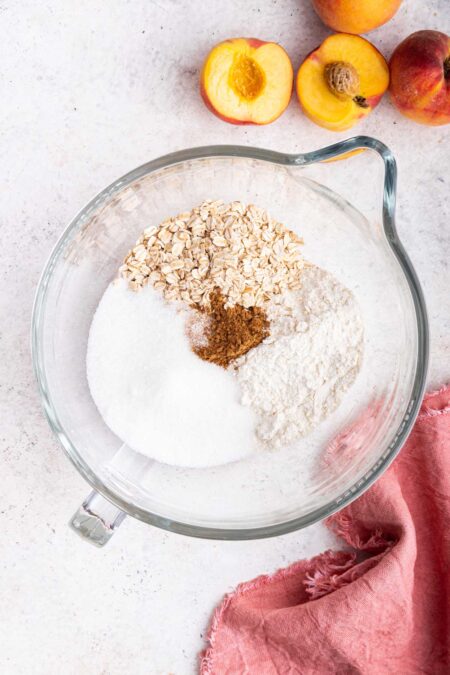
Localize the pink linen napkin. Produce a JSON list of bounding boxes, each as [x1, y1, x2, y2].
[[200, 387, 450, 674]]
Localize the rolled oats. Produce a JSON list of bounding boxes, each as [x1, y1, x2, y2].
[[120, 200, 304, 308]]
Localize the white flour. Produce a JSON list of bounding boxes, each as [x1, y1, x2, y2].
[[234, 265, 364, 448]]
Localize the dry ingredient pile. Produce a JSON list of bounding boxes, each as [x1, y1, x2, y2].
[[120, 199, 304, 307], [191, 289, 270, 368], [236, 265, 364, 447], [87, 200, 364, 468]]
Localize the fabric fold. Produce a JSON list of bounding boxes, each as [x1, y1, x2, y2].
[[201, 387, 450, 675]]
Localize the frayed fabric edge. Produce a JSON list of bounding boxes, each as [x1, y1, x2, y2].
[[199, 549, 356, 674], [200, 591, 234, 675], [326, 511, 396, 552], [200, 387, 449, 673], [418, 384, 450, 419]]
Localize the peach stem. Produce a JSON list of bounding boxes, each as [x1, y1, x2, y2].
[[353, 95, 369, 108]]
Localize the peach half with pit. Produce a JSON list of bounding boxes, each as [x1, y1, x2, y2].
[[200, 38, 294, 125], [296, 33, 389, 131]]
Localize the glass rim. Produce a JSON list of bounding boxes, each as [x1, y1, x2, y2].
[[31, 135, 429, 540]]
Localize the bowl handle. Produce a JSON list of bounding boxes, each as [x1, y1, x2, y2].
[[70, 490, 126, 546]]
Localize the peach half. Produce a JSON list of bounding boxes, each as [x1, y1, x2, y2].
[[312, 0, 402, 35], [389, 30, 450, 126], [200, 38, 293, 125], [296, 33, 389, 131]]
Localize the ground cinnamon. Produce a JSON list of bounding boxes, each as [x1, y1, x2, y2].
[[192, 288, 270, 368]]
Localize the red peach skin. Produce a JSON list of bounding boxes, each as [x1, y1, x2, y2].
[[389, 30, 450, 126]]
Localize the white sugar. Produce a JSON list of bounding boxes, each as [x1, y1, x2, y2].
[[87, 280, 257, 468]]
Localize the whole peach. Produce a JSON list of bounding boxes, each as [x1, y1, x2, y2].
[[390, 30, 450, 126], [312, 0, 402, 34]]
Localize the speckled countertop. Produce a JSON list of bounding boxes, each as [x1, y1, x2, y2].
[[1, 1, 449, 673]]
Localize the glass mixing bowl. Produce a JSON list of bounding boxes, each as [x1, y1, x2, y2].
[[32, 136, 428, 546]]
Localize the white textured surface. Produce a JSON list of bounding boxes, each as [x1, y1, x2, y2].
[[1, 1, 449, 674]]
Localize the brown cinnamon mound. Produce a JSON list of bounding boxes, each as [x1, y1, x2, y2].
[[192, 288, 270, 368]]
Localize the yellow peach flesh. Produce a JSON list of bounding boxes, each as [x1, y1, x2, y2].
[[229, 54, 266, 100], [201, 39, 293, 124], [297, 34, 389, 131]]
